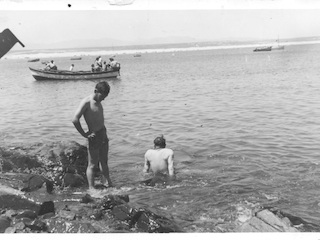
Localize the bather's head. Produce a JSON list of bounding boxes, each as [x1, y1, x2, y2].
[[154, 135, 166, 148]]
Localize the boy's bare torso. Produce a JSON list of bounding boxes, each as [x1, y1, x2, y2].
[[83, 95, 105, 132]]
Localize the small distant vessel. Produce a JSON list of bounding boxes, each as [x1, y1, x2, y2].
[[253, 46, 272, 52], [133, 53, 141, 57], [28, 58, 40, 62], [70, 57, 82, 60], [29, 67, 120, 81]]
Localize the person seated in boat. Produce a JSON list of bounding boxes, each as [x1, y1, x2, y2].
[[91, 64, 95, 72], [69, 64, 74, 71], [143, 135, 175, 180], [45, 60, 57, 71], [103, 61, 109, 71], [108, 58, 120, 70], [94, 56, 103, 72]]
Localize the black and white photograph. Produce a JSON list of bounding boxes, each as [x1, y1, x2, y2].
[[1, 0, 320, 237]]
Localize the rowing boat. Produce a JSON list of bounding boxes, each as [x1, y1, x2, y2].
[[29, 67, 120, 81]]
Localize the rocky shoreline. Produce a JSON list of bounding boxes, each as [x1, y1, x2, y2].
[[0, 141, 319, 233]]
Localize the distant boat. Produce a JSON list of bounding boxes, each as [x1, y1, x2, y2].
[[133, 53, 141, 57], [28, 58, 40, 62], [29, 67, 120, 81], [70, 57, 82, 60], [253, 46, 272, 52]]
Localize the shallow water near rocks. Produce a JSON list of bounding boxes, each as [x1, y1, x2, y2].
[[1, 44, 320, 231]]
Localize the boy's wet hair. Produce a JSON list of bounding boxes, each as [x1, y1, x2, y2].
[[95, 81, 110, 95], [154, 135, 166, 148]]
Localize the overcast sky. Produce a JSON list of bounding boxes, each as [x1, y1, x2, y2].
[[2, 0, 320, 49]]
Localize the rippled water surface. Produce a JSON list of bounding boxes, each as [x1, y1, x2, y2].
[[1, 44, 320, 231]]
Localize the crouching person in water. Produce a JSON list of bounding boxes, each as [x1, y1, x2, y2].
[[142, 135, 175, 186], [72, 81, 113, 189]]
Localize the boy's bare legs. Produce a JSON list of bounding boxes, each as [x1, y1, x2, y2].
[[99, 142, 113, 187], [87, 147, 99, 189]]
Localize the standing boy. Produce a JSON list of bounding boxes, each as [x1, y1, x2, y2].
[[72, 81, 112, 189]]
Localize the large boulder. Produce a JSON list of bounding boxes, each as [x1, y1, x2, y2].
[[38, 201, 55, 216], [30, 141, 88, 176], [0, 147, 43, 172], [20, 141, 89, 188], [0, 216, 11, 233], [62, 173, 85, 187], [21, 174, 54, 193]]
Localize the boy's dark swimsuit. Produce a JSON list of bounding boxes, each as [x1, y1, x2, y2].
[[88, 126, 108, 150]]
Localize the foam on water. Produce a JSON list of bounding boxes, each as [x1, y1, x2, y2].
[[5, 40, 320, 60]]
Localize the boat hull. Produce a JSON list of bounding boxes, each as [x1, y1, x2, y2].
[[253, 46, 272, 52], [29, 67, 120, 81]]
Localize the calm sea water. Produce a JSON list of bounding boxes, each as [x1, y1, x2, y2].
[[1, 44, 320, 232]]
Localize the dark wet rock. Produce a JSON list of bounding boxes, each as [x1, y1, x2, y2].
[[80, 194, 94, 204], [38, 201, 55, 216], [58, 210, 76, 220], [112, 204, 134, 221], [0, 194, 40, 212], [118, 195, 130, 203], [25, 219, 47, 231], [99, 195, 129, 210], [94, 184, 108, 190], [21, 174, 54, 193], [15, 217, 32, 225], [15, 210, 37, 220], [0, 147, 43, 172], [0, 172, 39, 191], [91, 210, 104, 221], [40, 212, 55, 219], [62, 173, 85, 187], [0, 216, 11, 233], [45, 218, 98, 233], [130, 208, 181, 233], [60, 204, 90, 220]]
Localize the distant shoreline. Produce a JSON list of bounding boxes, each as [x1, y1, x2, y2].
[[4, 40, 320, 60]]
